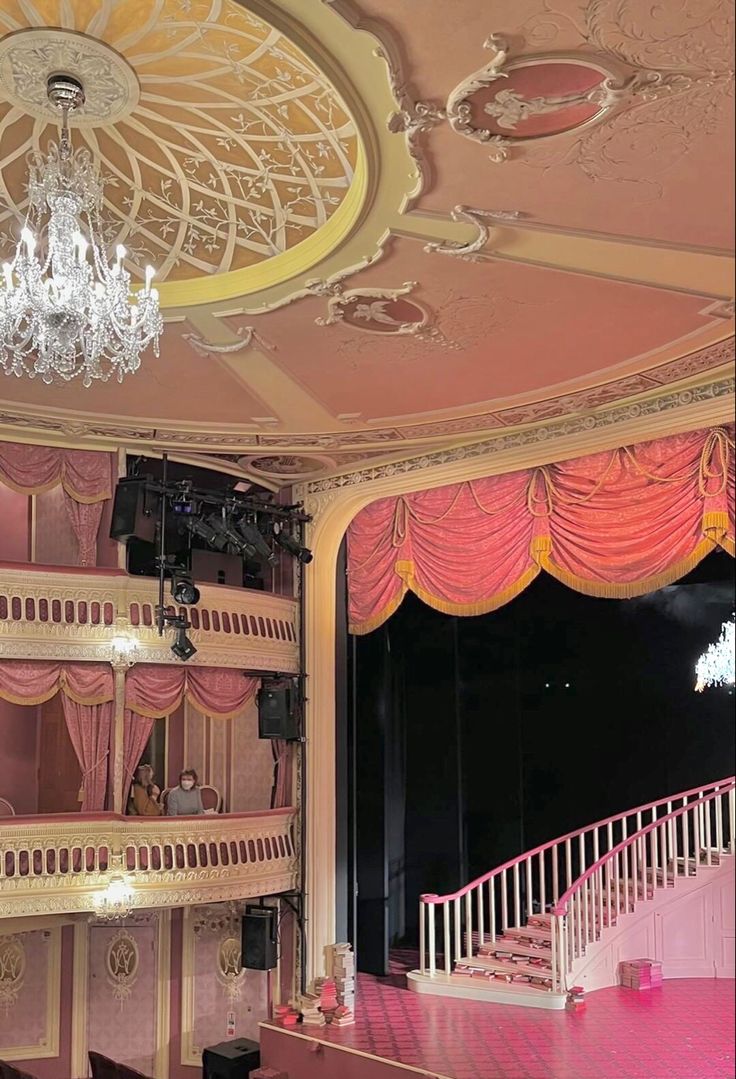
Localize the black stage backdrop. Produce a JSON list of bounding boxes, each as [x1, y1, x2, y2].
[[349, 549, 735, 973]]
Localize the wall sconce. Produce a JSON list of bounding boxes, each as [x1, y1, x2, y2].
[[93, 874, 134, 921], [111, 635, 139, 667]]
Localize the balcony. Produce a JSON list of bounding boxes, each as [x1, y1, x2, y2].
[[0, 807, 298, 917], [0, 563, 299, 671]]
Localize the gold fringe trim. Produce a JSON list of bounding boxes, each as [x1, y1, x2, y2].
[[538, 538, 720, 600], [348, 582, 409, 636], [126, 689, 186, 720], [0, 685, 112, 706], [396, 559, 541, 618]]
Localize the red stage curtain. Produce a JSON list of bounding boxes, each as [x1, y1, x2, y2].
[[0, 441, 113, 566], [347, 424, 735, 634], [61, 698, 113, 811]]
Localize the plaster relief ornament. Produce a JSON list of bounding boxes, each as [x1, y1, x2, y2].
[[105, 928, 139, 1005], [446, 33, 731, 164], [0, 935, 25, 1014], [312, 281, 459, 348], [183, 327, 276, 356], [424, 205, 522, 261]]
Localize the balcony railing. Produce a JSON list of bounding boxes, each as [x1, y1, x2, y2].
[[0, 563, 299, 670], [0, 808, 298, 917]]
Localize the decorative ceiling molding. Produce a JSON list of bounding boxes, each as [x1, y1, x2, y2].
[[0, 338, 732, 460], [424, 206, 522, 261], [300, 376, 735, 495], [183, 327, 276, 357]]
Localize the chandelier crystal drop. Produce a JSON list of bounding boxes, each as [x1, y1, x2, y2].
[[0, 74, 162, 386], [694, 616, 735, 692]]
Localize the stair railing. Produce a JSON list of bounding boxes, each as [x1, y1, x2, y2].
[[550, 778, 736, 993], [418, 777, 735, 987]]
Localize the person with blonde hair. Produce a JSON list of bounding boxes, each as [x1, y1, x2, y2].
[[127, 763, 163, 816], [166, 768, 205, 816]]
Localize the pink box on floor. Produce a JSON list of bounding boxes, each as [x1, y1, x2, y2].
[[619, 959, 663, 989]]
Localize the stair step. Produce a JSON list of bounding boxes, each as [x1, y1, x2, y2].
[[458, 954, 554, 981], [502, 923, 552, 943], [450, 969, 555, 995], [479, 938, 552, 962]]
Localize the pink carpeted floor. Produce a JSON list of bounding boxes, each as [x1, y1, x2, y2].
[[306, 970, 735, 1079]]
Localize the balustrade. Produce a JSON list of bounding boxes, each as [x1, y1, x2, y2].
[[0, 808, 298, 916], [0, 564, 298, 670]]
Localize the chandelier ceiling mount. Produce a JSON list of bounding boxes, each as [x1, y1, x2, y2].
[[0, 71, 162, 386]]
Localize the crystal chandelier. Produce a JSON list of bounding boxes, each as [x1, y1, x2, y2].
[[0, 74, 162, 386], [694, 616, 735, 692]]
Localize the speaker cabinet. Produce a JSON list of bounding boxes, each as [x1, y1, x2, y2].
[[109, 480, 156, 543], [257, 679, 300, 741], [241, 906, 277, 971], [202, 1039, 260, 1079]]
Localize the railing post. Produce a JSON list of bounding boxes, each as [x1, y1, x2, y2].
[[477, 884, 485, 947], [715, 789, 723, 855], [489, 877, 497, 943], [442, 903, 451, 976], [430, 902, 438, 976], [729, 787, 735, 854], [419, 901, 426, 975], [111, 661, 128, 814], [550, 911, 558, 991]]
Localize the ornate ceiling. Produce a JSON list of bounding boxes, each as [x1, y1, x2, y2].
[[0, 0, 733, 487]]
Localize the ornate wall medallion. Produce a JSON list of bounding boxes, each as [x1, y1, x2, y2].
[[217, 936, 246, 1003], [105, 928, 139, 1006], [0, 936, 25, 1014]]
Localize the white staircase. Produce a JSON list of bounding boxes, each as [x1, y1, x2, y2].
[[408, 778, 735, 1009]]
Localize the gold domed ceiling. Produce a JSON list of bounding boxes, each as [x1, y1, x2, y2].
[[0, 0, 362, 299]]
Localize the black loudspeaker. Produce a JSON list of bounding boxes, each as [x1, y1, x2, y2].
[[191, 548, 243, 587], [202, 1039, 260, 1079], [257, 679, 300, 741], [241, 905, 277, 970], [109, 480, 156, 543]]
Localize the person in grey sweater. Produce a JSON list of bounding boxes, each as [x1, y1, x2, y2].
[[166, 769, 205, 816]]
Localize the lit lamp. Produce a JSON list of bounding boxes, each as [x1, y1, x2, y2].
[[111, 634, 139, 666], [93, 874, 134, 920]]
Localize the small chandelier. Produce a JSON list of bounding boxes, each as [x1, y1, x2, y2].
[[695, 615, 735, 692], [0, 74, 162, 386]]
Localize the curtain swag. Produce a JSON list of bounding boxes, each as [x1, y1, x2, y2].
[[124, 664, 260, 720], [0, 441, 112, 503], [0, 660, 114, 706], [347, 424, 735, 634]]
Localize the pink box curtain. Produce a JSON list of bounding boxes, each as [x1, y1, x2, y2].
[[0, 660, 114, 810], [0, 440, 114, 566], [346, 424, 735, 634]]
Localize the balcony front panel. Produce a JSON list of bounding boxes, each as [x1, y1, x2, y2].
[[0, 565, 299, 670], [0, 808, 297, 917]]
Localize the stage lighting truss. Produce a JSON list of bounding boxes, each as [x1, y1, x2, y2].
[[273, 522, 313, 564]]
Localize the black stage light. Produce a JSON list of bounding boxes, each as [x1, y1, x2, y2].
[[171, 575, 200, 605], [206, 514, 249, 554], [171, 623, 197, 661], [187, 516, 222, 548], [237, 517, 278, 566], [273, 525, 313, 564]]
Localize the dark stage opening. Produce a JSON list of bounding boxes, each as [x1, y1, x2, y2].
[[346, 550, 735, 975]]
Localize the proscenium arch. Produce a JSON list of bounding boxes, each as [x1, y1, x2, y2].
[[299, 391, 734, 984]]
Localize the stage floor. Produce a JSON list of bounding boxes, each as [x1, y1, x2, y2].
[[282, 969, 735, 1079]]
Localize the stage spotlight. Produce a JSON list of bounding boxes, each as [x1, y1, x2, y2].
[[171, 622, 197, 661], [237, 517, 278, 566], [171, 575, 200, 605], [273, 525, 313, 564], [186, 516, 223, 548], [205, 513, 249, 554]]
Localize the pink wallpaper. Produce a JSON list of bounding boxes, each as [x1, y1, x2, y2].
[[0, 700, 39, 815], [34, 486, 79, 566], [189, 915, 268, 1055], [230, 701, 274, 812], [0, 486, 30, 562], [0, 929, 56, 1054], [88, 919, 158, 1076]]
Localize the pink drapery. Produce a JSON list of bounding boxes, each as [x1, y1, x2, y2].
[[347, 424, 735, 634], [61, 698, 113, 811], [0, 659, 114, 706], [0, 441, 113, 566], [271, 740, 292, 809], [0, 660, 114, 810], [123, 664, 260, 785]]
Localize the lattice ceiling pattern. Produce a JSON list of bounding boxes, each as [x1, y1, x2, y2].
[[0, 0, 359, 283]]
